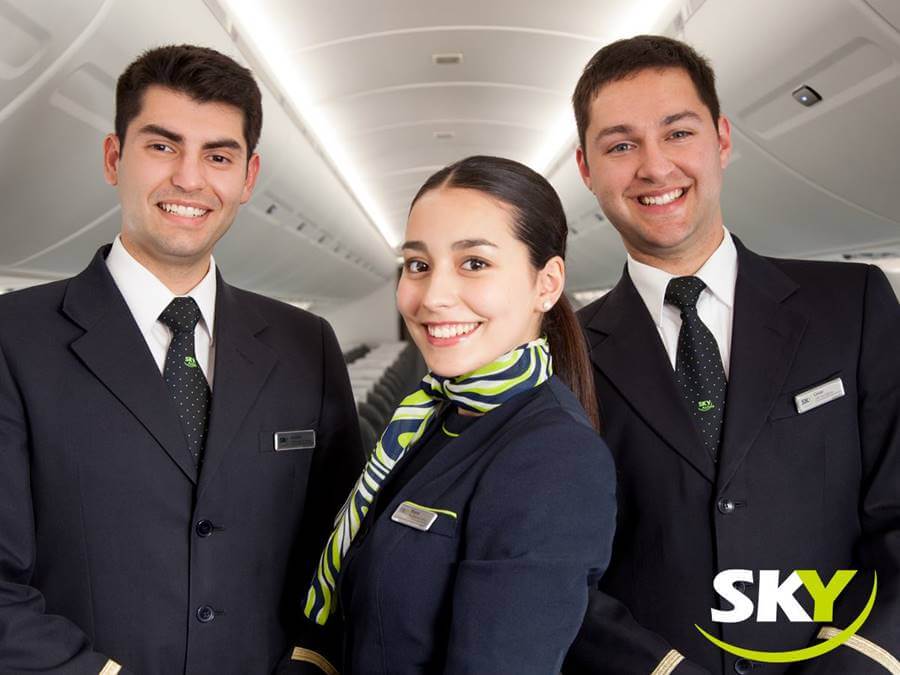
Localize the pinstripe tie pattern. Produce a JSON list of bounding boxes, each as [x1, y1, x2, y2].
[[304, 337, 553, 625]]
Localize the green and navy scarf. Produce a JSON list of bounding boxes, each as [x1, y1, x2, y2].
[[304, 336, 553, 625]]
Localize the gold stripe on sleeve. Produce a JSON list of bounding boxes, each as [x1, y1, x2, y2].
[[651, 649, 686, 675], [291, 647, 339, 675], [99, 660, 122, 675], [818, 627, 900, 674]]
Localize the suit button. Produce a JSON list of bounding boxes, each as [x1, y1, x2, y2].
[[734, 658, 754, 674], [196, 605, 215, 623], [195, 520, 214, 537], [717, 498, 736, 514]]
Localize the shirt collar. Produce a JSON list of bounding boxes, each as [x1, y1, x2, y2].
[[105, 235, 217, 342], [626, 228, 738, 326]]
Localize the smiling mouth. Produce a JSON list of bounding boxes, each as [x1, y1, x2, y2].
[[425, 322, 481, 339], [637, 187, 686, 206], [158, 202, 210, 218]]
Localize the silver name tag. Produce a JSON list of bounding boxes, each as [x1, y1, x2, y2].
[[274, 430, 316, 451], [391, 502, 437, 531], [794, 377, 844, 414]]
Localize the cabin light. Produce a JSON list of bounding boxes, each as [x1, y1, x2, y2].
[[792, 85, 822, 107], [220, 0, 400, 249], [432, 53, 463, 65]]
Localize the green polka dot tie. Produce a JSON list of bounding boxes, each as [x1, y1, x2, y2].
[[159, 297, 210, 465], [665, 276, 727, 458]]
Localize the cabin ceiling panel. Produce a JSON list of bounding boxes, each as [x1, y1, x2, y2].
[[321, 84, 563, 138], [0, 86, 113, 265], [0, 0, 107, 112], [258, 0, 619, 50], [10, 206, 120, 277], [720, 128, 900, 257], [352, 122, 541, 165], [298, 30, 600, 104]]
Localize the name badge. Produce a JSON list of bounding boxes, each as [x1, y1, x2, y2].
[[274, 430, 316, 451], [391, 502, 438, 532], [794, 377, 844, 414]]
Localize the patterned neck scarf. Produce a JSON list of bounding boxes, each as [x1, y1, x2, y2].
[[304, 337, 553, 625]]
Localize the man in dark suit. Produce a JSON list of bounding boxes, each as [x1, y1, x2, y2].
[[0, 45, 363, 674], [564, 36, 899, 674]]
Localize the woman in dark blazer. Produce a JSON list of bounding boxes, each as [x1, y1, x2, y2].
[[298, 156, 616, 674]]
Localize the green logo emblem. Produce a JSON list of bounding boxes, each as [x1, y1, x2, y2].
[[698, 400, 715, 412], [184, 356, 199, 369]]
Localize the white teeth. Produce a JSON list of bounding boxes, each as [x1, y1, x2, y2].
[[160, 202, 208, 218], [426, 322, 479, 339], [638, 188, 684, 206]]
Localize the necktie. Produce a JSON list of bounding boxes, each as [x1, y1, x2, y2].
[[159, 297, 210, 465], [665, 276, 727, 458], [304, 337, 553, 625]]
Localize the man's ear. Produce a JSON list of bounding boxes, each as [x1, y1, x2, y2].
[[717, 115, 733, 169], [576, 145, 592, 190], [103, 134, 121, 186], [241, 152, 261, 203]]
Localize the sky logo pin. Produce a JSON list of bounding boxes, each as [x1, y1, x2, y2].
[[184, 356, 199, 369], [698, 400, 715, 412]]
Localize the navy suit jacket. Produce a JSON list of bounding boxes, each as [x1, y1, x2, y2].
[[338, 376, 616, 674], [0, 247, 364, 675], [565, 237, 900, 674]]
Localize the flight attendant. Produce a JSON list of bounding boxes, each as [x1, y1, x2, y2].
[[301, 155, 617, 674]]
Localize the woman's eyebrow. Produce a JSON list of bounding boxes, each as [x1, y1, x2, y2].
[[452, 239, 497, 250]]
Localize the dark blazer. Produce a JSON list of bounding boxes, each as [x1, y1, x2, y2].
[[338, 376, 616, 674], [565, 237, 900, 674], [0, 247, 364, 675]]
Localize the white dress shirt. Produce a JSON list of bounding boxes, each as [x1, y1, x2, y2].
[[627, 229, 738, 377], [105, 235, 217, 385]]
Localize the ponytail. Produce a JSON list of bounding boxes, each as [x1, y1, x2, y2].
[[544, 294, 601, 431]]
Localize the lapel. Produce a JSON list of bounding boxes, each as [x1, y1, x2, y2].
[[716, 237, 807, 490], [64, 246, 198, 483], [375, 385, 545, 529], [197, 276, 277, 497], [583, 269, 716, 483]]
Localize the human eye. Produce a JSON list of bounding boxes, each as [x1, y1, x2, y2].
[[404, 258, 428, 274], [208, 154, 232, 165], [461, 257, 489, 272], [607, 141, 634, 155], [669, 129, 694, 140], [149, 142, 173, 153]]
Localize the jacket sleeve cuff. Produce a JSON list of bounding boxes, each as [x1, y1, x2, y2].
[[817, 627, 900, 674], [289, 647, 339, 675], [651, 649, 685, 675]]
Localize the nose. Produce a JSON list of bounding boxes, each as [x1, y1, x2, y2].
[[420, 266, 458, 311], [635, 139, 676, 184], [171, 153, 207, 193]]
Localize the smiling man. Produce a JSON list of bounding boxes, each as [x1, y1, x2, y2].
[[563, 35, 899, 675], [0, 45, 362, 674]]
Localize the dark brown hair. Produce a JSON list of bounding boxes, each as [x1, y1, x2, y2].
[[410, 156, 600, 431], [573, 34, 720, 151], [115, 44, 263, 157]]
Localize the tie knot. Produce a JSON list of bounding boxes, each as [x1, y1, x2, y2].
[[159, 297, 203, 334], [665, 276, 706, 311]]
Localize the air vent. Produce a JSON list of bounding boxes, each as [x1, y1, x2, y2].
[[432, 53, 463, 65], [433, 131, 455, 140]]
